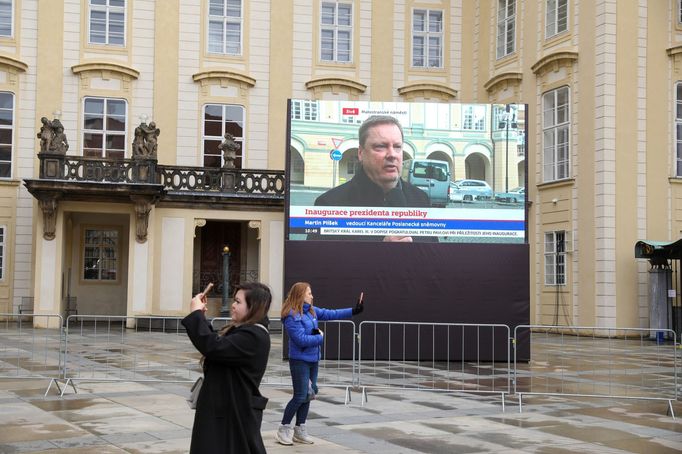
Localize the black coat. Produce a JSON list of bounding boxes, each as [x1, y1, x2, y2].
[[310, 165, 436, 242], [314, 164, 430, 208], [182, 311, 270, 454]]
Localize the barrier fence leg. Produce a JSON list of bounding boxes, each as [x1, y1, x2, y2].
[[59, 379, 77, 397], [361, 386, 367, 406], [501, 392, 506, 413], [518, 393, 523, 413], [668, 400, 676, 420], [44, 378, 59, 397]]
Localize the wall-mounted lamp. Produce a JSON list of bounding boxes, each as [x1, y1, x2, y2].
[[551, 198, 558, 204]]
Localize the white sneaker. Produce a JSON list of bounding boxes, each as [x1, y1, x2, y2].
[[293, 424, 314, 444], [275, 424, 293, 445]]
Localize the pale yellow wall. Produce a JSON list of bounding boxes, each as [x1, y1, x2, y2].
[[268, 0, 293, 169], [153, 0, 180, 165], [0, 182, 18, 313], [614, 0, 640, 327], [575, 0, 596, 327], [68, 212, 129, 316], [370, 0, 393, 100]]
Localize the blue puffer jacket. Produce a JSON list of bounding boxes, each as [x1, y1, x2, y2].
[[283, 304, 353, 362]]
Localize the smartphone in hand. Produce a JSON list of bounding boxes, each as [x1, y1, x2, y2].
[[359, 291, 364, 303], [202, 282, 214, 297]]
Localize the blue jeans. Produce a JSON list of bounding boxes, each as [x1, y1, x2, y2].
[[281, 359, 319, 425]]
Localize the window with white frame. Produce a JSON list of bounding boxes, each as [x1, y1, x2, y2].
[[203, 104, 244, 168], [208, 0, 242, 55], [544, 231, 566, 285], [320, 1, 352, 63], [679, 0, 682, 25], [0, 225, 5, 280], [291, 100, 318, 121], [462, 105, 486, 131], [0, 92, 13, 178], [412, 9, 442, 68], [83, 97, 127, 159], [675, 82, 682, 176], [0, 0, 12, 37], [546, 0, 568, 38], [89, 0, 125, 46], [496, 0, 515, 59], [83, 228, 118, 281], [542, 86, 570, 181]]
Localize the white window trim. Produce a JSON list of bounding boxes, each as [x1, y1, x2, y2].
[[0, 0, 14, 38], [88, 0, 126, 47], [411, 8, 443, 69], [320, 1, 353, 63], [544, 230, 566, 286], [542, 86, 570, 182], [202, 103, 246, 168], [82, 97, 128, 158], [545, 0, 568, 39], [207, 0, 243, 55], [0, 91, 14, 179], [496, 0, 516, 59], [82, 227, 120, 282], [0, 225, 5, 281], [673, 82, 682, 177]]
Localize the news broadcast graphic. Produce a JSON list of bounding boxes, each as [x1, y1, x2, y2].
[[287, 100, 527, 243]]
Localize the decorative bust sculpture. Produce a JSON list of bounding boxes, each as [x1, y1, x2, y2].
[[37, 117, 68, 154], [132, 121, 160, 158], [218, 132, 240, 169]]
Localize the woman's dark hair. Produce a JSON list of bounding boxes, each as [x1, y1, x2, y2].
[[219, 282, 272, 334]]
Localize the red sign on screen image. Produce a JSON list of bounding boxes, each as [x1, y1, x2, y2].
[[342, 107, 359, 115]]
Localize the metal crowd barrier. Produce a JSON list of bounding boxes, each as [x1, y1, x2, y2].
[[3, 311, 680, 418], [513, 325, 679, 418], [62, 315, 201, 396], [0, 313, 64, 396], [358, 321, 512, 410]]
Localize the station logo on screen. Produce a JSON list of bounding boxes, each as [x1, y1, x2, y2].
[[287, 100, 527, 244]]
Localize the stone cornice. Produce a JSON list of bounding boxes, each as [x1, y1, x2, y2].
[[397, 81, 457, 100], [71, 61, 140, 80], [0, 53, 28, 73], [531, 50, 578, 75], [192, 69, 256, 87], [484, 72, 523, 93], [305, 76, 367, 94]]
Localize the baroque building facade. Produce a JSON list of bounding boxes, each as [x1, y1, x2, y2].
[[0, 0, 679, 329]]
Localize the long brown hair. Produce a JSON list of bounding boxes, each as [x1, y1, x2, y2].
[[218, 282, 272, 335], [281, 282, 315, 318]]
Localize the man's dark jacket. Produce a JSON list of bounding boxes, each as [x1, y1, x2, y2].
[[309, 165, 436, 241], [314, 164, 430, 207]]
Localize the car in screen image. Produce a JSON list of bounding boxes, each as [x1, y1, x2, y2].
[[494, 186, 525, 204], [449, 179, 493, 202]]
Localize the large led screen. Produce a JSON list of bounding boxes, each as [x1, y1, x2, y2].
[[284, 100, 530, 362], [287, 100, 527, 243]]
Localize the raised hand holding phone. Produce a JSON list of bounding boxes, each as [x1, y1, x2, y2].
[[352, 291, 364, 315], [190, 282, 213, 313]]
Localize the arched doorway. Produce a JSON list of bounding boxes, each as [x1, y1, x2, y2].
[[464, 152, 489, 182]]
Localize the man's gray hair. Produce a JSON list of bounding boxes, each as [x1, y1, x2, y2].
[[358, 115, 404, 147]]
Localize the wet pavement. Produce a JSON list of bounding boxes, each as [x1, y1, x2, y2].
[[1, 336, 682, 453]]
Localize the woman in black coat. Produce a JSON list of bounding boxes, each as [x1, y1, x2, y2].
[[182, 282, 272, 454]]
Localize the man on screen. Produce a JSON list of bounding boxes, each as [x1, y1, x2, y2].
[[312, 115, 434, 242]]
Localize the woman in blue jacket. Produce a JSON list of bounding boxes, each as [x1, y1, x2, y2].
[[275, 282, 363, 445]]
